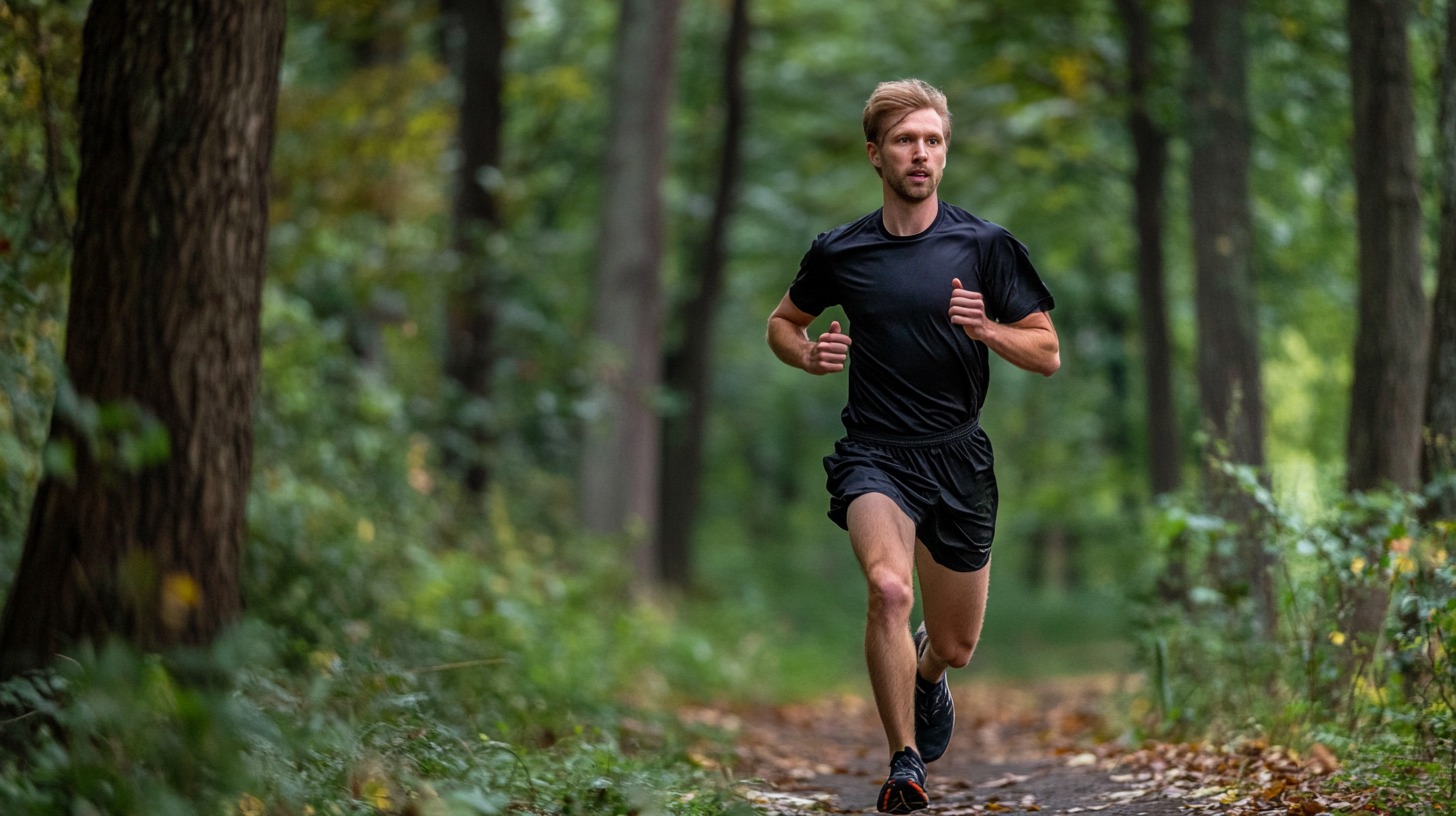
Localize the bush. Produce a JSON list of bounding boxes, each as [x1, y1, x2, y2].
[[1135, 468, 1456, 804], [0, 617, 756, 816], [0, 277, 780, 814]]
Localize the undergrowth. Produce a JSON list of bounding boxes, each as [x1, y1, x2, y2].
[[1135, 464, 1456, 808], [0, 284, 776, 815]]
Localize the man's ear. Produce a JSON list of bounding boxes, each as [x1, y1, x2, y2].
[[866, 141, 880, 168]]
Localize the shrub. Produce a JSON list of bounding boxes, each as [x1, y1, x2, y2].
[[1136, 468, 1456, 803]]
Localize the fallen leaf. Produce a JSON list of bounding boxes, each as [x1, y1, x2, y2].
[[1307, 743, 1340, 775]]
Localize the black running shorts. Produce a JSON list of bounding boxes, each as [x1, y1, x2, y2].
[[823, 419, 998, 572]]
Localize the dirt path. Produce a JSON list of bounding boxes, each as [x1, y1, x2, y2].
[[693, 675, 1202, 816]]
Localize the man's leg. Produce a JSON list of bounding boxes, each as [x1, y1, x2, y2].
[[846, 493, 919, 754], [915, 547, 991, 683]]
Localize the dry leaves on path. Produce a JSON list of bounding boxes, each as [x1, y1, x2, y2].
[[702, 676, 1447, 815], [1109, 739, 1444, 815]]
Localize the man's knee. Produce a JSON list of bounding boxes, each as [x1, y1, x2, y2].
[[865, 566, 915, 619], [930, 630, 979, 668]]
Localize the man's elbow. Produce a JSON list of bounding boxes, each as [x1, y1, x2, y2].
[[1039, 351, 1061, 377]]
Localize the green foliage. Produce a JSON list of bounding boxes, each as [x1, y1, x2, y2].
[[0, 637, 269, 816], [0, 616, 755, 816], [1135, 472, 1456, 803], [0, 0, 82, 593], [0, 271, 776, 808]]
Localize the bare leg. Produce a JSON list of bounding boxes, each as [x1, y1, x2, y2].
[[915, 546, 991, 683], [847, 493, 920, 754]]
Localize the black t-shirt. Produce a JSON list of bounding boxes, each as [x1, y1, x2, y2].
[[788, 201, 1055, 437]]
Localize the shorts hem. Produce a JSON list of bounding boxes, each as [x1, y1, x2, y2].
[[828, 489, 921, 531]]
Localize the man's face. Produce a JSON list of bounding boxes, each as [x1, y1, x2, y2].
[[868, 108, 948, 203]]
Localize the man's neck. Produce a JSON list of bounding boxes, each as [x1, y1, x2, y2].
[[881, 194, 939, 236]]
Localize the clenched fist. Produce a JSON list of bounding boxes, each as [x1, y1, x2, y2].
[[806, 320, 852, 375], [949, 278, 990, 341]]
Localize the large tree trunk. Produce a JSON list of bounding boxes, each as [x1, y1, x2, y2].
[[1187, 0, 1275, 632], [656, 0, 750, 589], [0, 0, 286, 678], [1424, 0, 1456, 519], [1347, 0, 1429, 496], [1342, 0, 1429, 678], [578, 0, 683, 583], [443, 0, 507, 493]]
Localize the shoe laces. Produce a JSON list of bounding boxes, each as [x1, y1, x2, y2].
[[916, 674, 951, 718], [889, 747, 926, 782]]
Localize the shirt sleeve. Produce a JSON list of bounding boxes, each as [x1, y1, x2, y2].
[[982, 228, 1055, 324], [786, 235, 838, 316]]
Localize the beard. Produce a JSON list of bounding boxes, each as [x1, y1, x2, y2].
[[885, 165, 940, 202]]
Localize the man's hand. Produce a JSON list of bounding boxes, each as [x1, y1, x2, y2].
[[948, 278, 989, 341], [948, 277, 1060, 376], [806, 320, 851, 375]]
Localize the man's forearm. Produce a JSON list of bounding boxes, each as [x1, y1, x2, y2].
[[767, 316, 812, 370], [982, 322, 1060, 376]]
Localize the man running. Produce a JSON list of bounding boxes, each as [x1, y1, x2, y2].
[[766, 78, 1060, 813]]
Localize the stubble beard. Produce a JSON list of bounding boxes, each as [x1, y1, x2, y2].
[[887, 166, 939, 204]]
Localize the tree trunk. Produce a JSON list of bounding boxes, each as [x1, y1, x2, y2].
[[656, 0, 750, 589], [1347, 0, 1429, 496], [0, 0, 286, 678], [1341, 0, 1428, 681], [1187, 0, 1275, 632], [1117, 0, 1179, 499], [443, 0, 507, 493], [1116, 0, 1186, 603], [578, 0, 683, 583], [1424, 0, 1456, 519]]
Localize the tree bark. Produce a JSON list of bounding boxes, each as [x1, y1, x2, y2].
[[1425, 0, 1456, 519], [578, 0, 683, 583], [0, 0, 286, 677], [1346, 0, 1429, 496], [1117, 0, 1180, 499], [1339, 0, 1428, 684], [657, 0, 751, 589], [1117, 0, 1187, 604], [1187, 0, 1274, 632], [443, 0, 507, 493]]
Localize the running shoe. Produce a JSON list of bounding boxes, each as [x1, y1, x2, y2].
[[876, 746, 928, 814], [913, 623, 955, 763]]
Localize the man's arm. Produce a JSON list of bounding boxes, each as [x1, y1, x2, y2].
[[767, 292, 852, 375], [948, 278, 1060, 376]]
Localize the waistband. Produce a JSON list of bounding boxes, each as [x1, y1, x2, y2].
[[847, 417, 981, 449]]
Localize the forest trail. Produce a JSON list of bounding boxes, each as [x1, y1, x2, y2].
[[693, 675, 1348, 816]]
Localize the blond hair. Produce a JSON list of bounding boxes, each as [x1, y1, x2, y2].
[[862, 78, 952, 146]]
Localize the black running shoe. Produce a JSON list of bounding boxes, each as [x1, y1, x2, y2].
[[876, 746, 928, 814], [913, 623, 955, 763]]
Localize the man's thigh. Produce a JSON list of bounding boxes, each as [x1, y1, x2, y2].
[[846, 492, 919, 578], [916, 545, 991, 663]]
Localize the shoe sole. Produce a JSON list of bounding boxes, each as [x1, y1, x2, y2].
[[878, 779, 929, 814]]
